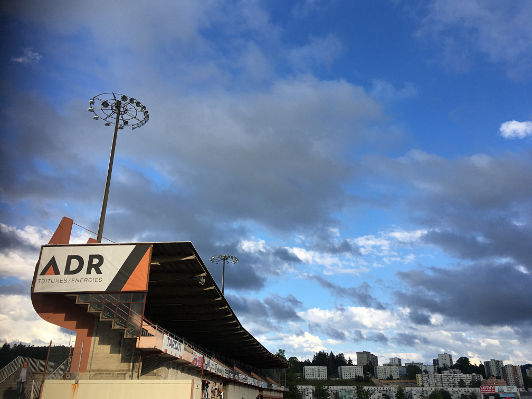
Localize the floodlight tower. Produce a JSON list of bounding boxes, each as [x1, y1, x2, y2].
[[88, 92, 149, 242], [210, 255, 239, 295]]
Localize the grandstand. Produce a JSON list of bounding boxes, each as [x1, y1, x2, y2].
[[28, 217, 287, 399]]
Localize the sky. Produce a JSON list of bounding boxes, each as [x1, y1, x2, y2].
[[1, 0, 531, 366]]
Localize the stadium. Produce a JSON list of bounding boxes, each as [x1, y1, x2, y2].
[[20, 216, 288, 398]]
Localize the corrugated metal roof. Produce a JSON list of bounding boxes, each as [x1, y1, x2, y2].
[[144, 242, 288, 370]]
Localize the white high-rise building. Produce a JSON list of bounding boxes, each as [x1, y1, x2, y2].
[[422, 365, 437, 374], [502, 365, 524, 388], [417, 373, 482, 387], [303, 366, 327, 380], [484, 359, 504, 378], [389, 357, 402, 366], [357, 351, 378, 367], [338, 366, 363, 379], [438, 353, 453, 369], [376, 366, 400, 380]]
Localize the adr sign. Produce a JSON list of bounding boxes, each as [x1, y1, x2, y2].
[[33, 244, 152, 293]]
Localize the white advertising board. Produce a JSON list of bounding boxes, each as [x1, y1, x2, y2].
[[496, 386, 517, 393], [34, 244, 151, 293], [162, 335, 184, 358]]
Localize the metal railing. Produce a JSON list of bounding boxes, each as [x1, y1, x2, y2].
[[138, 318, 286, 391], [0, 356, 46, 384]]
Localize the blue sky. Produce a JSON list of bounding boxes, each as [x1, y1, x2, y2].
[[1, 0, 532, 366]]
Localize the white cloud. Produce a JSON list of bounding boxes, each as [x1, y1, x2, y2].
[[369, 80, 417, 102], [239, 239, 267, 253], [11, 48, 42, 64], [1, 223, 52, 247], [500, 120, 532, 139], [287, 34, 343, 70], [388, 229, 427, 243], [288, 247, 365, 275], [282, 331, 327, 354], [0, 294, 70, 345], [0, 223, 51, 280], [514, 265, 530, 274], [418, 0, 532, 76], [0, 251, 37, 281], [353, 229, 427, 258], [0, 222, 93, 280], [299, 306, 399, 330]]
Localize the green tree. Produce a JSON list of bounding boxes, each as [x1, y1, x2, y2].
[[453, 357, 472, 374], [328, 351, 337, 378], [439, 389, 451, 399], [406, 365, 422, 380], [395, 387, 407, 399], [276, 349, 287, 360], [315, 383, 329, 399], [313, 351, 329, 366], [286, 384, 301, 399], [429, 391, 443, 399], [470, 379, 481, 388], [356, 386, 371, 399], [363, 364, 375, 377]]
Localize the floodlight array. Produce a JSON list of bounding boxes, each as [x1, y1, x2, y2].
[[88, 92, 149, 131]]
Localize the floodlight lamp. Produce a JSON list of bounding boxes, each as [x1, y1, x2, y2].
[[93, 115, 99, 120], [89, 92, 149, 132], [89, 99, 94, 105]]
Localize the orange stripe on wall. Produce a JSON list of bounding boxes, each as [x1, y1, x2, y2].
[[121, 245, 152, 291]]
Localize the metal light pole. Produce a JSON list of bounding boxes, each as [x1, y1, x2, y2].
[[88, 92, 149, 242], [210, 255, 239, 295]]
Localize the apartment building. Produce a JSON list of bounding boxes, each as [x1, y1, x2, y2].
[[338, 366, 363, 379], [484, 359, 504, 378], [357, 351, 378, 367], [298, 385, 480, 399], [422, 365, 437, 374], [438, 353, 453, 369], [417, 372, 482, 387], [389, 357, 402, 366], [303, 366, 327, 380], [376, 366, 400, 380], [502, 364, 524, 388]]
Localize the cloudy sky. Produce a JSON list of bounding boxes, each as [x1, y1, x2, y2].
[[1, 0, 531, 366]]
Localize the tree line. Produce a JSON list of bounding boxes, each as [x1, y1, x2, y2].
[[0, 342, 71, 369]]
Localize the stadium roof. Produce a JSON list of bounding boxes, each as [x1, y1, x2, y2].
[[144, 241, 288, 370]]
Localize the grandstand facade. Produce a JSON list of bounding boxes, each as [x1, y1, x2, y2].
[[29, 217, 287, 399]]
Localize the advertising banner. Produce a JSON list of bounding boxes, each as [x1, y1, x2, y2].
[[496, 386, 517, 393], [34, 244, 152, 293], [162, 335, 184, 358], [480, 386, 496, 394]]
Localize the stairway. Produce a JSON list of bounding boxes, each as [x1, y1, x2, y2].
[[0, 357, 48, 399], [71, 293, 145, 338]]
